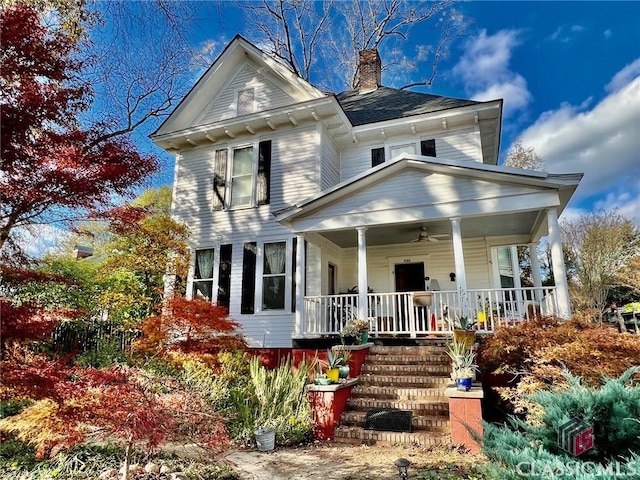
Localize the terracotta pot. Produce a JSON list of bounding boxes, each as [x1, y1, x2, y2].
[[412, 291, 433, 307]]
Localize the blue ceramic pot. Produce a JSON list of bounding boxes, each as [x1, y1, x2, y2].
[[456, 377, 473, 391]]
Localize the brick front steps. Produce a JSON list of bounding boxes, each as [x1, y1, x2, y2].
[[334, 344, 453, 446]]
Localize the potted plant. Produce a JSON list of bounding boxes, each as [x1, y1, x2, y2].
[[446, 338, 478, 391], [341, 318, 370, 344], [340, 321, 360, 345], [324, 349, 342, 382], [453, 315, 477, 347], [334, 347, 351, 379]]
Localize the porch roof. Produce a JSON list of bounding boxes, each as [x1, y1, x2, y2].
[[275, 155, 582, 246]]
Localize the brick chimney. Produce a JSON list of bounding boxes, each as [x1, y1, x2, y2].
[[358, 49, 381, 93]]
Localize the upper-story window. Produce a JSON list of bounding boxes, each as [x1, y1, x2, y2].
[[230, 146, 254, 207], [212, 140, 271, 210], [390, 143, 416, 159], [372, 139, 437, 167], [237, 88, 255, 116], [371, 147, 385, 167]]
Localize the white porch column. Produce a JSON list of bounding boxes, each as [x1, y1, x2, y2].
[[450, 217, 469, 316], [529, 242, 543, 301], [356, 226, 368, 320], [294, 234, 306, 337], [547, 208, 571, 318]]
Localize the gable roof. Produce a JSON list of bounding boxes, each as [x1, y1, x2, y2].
[[153, 35, 325, 137], [336, 86, 482, 126], [276, 155, 582, 245]]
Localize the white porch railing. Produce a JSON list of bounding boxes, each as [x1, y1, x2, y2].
[[302, 287, 558, 337]]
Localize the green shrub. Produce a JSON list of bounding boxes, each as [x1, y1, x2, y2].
[[0, 400, 32, 419], [74, 335, 130, 368], [482, 367, 640, 479]]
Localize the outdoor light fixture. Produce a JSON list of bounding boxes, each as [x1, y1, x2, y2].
[[394, 458, 410, 478], [449, 272, 456, 282]]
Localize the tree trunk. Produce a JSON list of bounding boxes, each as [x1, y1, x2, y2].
[[121, 440, 132, 480]]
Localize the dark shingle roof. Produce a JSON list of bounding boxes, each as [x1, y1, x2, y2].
[[336, 86, 480, 126]]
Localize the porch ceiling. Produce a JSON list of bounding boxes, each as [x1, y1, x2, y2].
[[318, 211, 541, 248]]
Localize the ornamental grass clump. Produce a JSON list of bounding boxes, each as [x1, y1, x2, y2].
[[227, 356, 315, 446], [482, 367, 640, 479]]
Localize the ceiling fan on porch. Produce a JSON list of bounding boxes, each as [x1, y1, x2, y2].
[[412, 227, 449, 242]]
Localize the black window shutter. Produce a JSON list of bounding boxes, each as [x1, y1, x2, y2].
[[371, 147, 385, 167], [420, 139, 436, 157], [241, 242, 257, 314], [291, 238, 297, 312], [217, 244, 232, 308], [257, 140, 272, 205], [212, 149, 228, 210]]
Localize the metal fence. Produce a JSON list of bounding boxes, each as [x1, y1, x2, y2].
[[51, 319, 141, 355]]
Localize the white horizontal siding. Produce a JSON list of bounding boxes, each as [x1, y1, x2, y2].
[[173, 126, 321, 348], [320, 127, 341, 191], [197, 63, 294, 124], [340, 127, 483, 181], [332, 238, 491, 295]]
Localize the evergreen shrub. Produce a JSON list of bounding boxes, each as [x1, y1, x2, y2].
[[482, 367, 640, 479]]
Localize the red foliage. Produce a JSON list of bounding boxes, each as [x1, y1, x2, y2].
[[133, 297, 247, 363], [0, 5, 158, 250], [0, 300, 67, 344]]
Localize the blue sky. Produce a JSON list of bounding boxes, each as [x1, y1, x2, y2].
[[146, 1, 639, 224], [21, 1, 640, 256]]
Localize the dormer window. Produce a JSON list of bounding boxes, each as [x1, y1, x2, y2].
[[237, 88, 255, 115]]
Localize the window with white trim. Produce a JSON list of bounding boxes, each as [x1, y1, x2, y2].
[[230, 146, 254, 207], [211, 141, 271, 210], [255, 239, 293, 312], [390, 142, 416, 159], [192, 248, 215, 301]]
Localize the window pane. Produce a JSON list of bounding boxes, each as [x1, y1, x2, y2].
[[371, 147, 385, 167], [233, 147, 253, 175], [231, 176, 252, 206], [193, 280, 213, 301], [390, 143, 416, 158], [262, 276, 285, 310], [264, 242, 286, 274], [194, 249, 214, 279]]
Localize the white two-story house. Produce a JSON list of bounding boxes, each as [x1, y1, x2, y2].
[[152, 35, 582, 348]]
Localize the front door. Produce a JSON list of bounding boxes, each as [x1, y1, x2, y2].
[[395, 262, 426, 292], [394, 263, 426, 332]]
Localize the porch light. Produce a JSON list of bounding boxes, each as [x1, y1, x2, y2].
[[394, 458, 410, 478], [450, 272, 456, 282]]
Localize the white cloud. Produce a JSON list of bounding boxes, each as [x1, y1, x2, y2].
[[571, 25, 586, 33], [606, 58, 640, 93], [15, 225, 71, 258], [604, 29, 612, 39], [453, 29, 532, 117], [515, 66, 640, 223]]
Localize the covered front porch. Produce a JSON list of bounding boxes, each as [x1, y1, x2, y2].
[[276, 156, 581, 339]]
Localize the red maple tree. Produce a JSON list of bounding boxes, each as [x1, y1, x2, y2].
[[0, 5, 158, 253]]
